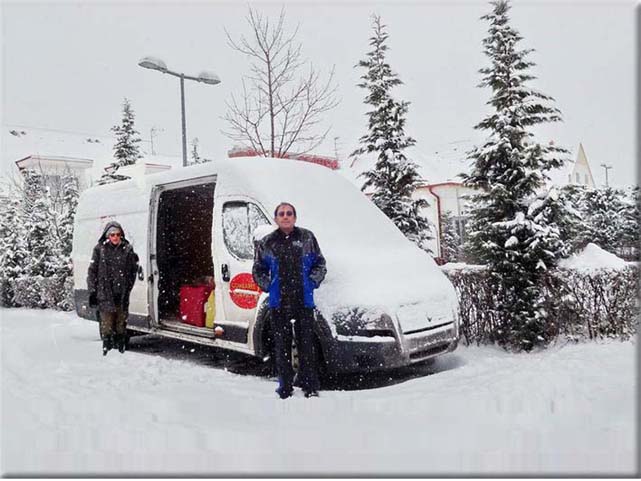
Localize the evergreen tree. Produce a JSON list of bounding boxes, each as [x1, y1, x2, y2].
[[620, 186, 640, 260], [99, 98, 141, 185], [0, 194, 28, 306], [190, 137, 201, 164], [50, 173, 79, 309], [350, 15, 432, 252], [22, 170, 57, 279], [579, 187, 627, 252], [461, 0, 569, 350], [16, 170, 58, 308], [554, 184, 588, 255], [189, 137, 210, 165], [439, 211, 461, 263]]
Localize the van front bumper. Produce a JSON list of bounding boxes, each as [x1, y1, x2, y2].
[[322, 323, 459, 373]]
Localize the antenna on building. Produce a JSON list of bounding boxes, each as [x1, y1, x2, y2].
[[150, 126, 164, 155], [600, 163, 612, 187]]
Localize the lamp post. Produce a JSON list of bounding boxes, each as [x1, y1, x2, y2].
[[138, 56, 221, 167], [600, 163, 613, 187]]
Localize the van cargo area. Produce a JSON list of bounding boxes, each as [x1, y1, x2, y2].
[[156, 182, 215, 324]]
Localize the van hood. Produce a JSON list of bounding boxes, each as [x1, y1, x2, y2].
[[314, 244, 459, 334]]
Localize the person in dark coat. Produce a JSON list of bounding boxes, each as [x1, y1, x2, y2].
[[252, 202, 327, 399], [87, 221, 139, 355]]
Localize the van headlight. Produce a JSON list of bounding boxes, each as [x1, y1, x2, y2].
[[332, 307, 396, 338]]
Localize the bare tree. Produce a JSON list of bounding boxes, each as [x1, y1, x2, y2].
[[223, 7, 339, 157]]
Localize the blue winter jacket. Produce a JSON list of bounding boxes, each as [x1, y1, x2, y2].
[[252, 227, 327, 308]]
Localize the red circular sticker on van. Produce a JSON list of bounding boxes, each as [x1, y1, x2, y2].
[[229, 273, 261, 309]]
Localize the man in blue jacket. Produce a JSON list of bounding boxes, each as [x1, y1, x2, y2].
[[252, 202, 327, 399]]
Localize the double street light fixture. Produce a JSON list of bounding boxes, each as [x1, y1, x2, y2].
[[138, 56, 221, 167]]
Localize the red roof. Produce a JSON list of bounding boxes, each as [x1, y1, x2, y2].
[[228, 147, 339, 170]]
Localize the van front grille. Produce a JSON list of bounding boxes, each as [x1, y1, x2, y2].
[[409, 342, 449, 361]]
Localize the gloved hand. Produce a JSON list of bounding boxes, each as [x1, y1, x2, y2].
[[89, 292, 98, 308]]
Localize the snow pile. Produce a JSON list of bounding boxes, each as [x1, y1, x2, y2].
[[440, 262, 486, 272], [558, 243, 629, 271]]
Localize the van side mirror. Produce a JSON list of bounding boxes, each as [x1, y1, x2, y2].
[[137, 265, 144, 281]]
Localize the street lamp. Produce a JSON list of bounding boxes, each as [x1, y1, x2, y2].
[[600, 163, 613, 187], [138, 56, 221, 167]]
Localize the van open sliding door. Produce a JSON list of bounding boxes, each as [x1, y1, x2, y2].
[[148, 176, 216, 330]]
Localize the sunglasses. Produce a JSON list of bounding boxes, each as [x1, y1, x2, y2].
[[277, 211, 294, 217], [109, 233, 122, 237]]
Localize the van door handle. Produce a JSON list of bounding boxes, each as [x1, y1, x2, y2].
[[221, 264, 230, 282]]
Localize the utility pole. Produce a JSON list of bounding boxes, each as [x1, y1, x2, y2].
[[600, 163, 613, 187]]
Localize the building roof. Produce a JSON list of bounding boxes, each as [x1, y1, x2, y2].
[[16, 154, 94, 171], [2, 125, 181, 179], [228, 146, 339, 170]]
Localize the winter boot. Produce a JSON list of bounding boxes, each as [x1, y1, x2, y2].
[[116, 334, 126, 354], [102, 336, 113, 356]]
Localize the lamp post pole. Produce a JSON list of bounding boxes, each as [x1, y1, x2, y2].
[[179, 74, 187, 167], [600, 163, 612, 187], [138, 56, 221, 167]]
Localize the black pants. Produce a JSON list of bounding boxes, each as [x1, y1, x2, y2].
[[271, 306, 320, 393]]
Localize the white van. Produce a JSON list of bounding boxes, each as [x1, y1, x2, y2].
[[73, 157, 459, 373]]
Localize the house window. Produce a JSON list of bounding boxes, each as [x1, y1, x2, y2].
[[585, 174, 588, 184], [575, 172, 580, 183], [453, 216, 469, 245]]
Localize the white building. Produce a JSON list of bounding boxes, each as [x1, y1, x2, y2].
[[343, 142, 599, 260], [2, 126, 178, 193]]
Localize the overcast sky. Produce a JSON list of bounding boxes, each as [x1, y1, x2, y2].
[[2, 0, 638, 187]]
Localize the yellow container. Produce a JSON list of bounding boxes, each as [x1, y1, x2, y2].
[[205, 291, 216, 328]]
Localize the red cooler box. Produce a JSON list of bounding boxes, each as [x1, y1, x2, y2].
[[179, 285, 212, 327]]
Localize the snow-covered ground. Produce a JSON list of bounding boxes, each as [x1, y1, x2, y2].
[[1, 308, 636, 476]]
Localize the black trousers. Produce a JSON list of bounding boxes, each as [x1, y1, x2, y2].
[[271, 306, 320, 393]]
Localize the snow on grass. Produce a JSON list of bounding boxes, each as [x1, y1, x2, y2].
[[1, 308, 636, 476]]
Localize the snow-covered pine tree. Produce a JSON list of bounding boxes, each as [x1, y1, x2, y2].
[[620, 186, 640, 260], [19, 170, 58, 307], [461, 0, 569, 350], [190, 138, 201, 164], [99, 98, 142, 185], [553, 184, 588, 255], [50, 173, 79, 309], [0, 193, 28, 306], [188, 137, 210, 165], [579, 187, 627, 253], [350, 14, 432, 252], [439, 211, 461, 263]]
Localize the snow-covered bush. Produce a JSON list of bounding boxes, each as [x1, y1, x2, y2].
[[443, 259, 639, 346], [547, 266, 639, 341]]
